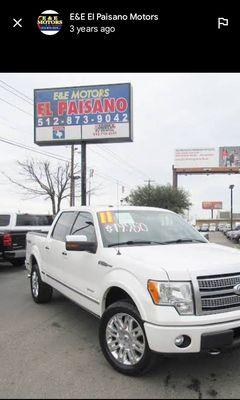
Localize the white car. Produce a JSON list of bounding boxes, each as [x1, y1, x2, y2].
[[218, 224, 225, 232], [209, 224, 216, 232], [200, 223, 209, 232], [26, 206, 240, 376]]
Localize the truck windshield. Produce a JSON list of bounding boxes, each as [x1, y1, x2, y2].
[[97, 210, 207, 247]]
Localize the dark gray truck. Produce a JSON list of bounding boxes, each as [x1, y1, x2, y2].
[[0, 213, 53, 266]]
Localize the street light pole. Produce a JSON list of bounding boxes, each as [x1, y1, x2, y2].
[[229, 184, 234, 230]]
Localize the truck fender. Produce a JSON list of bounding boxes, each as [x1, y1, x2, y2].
[[29, 245, 44, 278], [100, 268, 149, 321]]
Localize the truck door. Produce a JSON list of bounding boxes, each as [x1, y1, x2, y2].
[[44, 211, 77, 282], [65, 211, 103, 314]]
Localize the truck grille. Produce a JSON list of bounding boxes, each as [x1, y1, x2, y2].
[[197, 273, 240, 314]]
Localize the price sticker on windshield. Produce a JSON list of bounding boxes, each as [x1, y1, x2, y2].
[[104, 222, 149, 233]]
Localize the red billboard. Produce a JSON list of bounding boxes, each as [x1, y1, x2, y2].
[[202, 201, 223, 210]]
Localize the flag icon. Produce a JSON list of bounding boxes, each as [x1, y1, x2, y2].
[[53, 126, 65, 139]]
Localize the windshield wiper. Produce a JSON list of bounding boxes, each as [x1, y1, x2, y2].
[[107, 240, 163, 247], [160, 238, 206, 245]]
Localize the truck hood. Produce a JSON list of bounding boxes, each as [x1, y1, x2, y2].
[[117, 243, 240, 280]]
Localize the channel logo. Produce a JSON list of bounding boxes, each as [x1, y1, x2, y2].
[[37, 10, 62, 35]]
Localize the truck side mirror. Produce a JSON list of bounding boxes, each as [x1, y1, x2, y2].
[[65, 235, 97, 253]]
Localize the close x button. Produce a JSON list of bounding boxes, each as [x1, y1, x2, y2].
[[12, 17, 23, 29]]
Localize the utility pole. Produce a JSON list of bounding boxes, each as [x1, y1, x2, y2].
[[144, 179, 155, 206], [88, 169, 94, 206], [70, 145, 74, 206], [144, 179, 155, 189], [172, 165, 178, 189], [81, 143, 87, 206], [229, 184, 234, 230]]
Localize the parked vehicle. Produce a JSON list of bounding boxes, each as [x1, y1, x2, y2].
[[223, 224, 232, 234], [227, 226, 240, 240], [230, 230, 240, 242], [25, 206, 240, 375], [0, 213, 53, 266], [217, 224, 225, 232], [209, 223, 216, 232], [200, 223, 209, 232]]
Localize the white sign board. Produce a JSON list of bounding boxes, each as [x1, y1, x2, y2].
[[174, 148, 219, 168]]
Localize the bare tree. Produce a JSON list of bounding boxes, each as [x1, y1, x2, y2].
[[3, 159, 71, 215]]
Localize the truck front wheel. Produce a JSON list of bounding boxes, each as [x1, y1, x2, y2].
[[99, 301, 156, 376], [31, 265, 53, 303]]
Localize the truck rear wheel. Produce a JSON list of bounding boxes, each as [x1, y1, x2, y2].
[[99, 301, 156, 376], [31, 264, 53, 303]]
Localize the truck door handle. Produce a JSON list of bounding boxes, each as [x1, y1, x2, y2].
[[45, 246, 50, 250], [62, 251, 67, 256]]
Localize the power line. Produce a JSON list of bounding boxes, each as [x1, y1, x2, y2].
[[97, 144, 149, 180], [0, 83, 33, 105], [88, 146, 143, 182], [0, 136, 132, 189], [0, 97, 32, 117], [94, 171, 132, 189], [0, 79, 32, 101], [0, 137, 70, 162]]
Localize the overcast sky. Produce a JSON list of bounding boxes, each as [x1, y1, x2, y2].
[[0, 73, 240, 221]]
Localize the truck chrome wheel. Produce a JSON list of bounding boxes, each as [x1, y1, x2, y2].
[[106, 313, 145, 366], [30, 265, 52, 304], [31, 270, 39, 298]]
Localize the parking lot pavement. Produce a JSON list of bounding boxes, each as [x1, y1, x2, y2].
[[2, 261, 240, 399], [208, 231, 240, 249]]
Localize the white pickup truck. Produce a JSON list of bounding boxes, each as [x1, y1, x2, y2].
[[26, 206, 240, 376]]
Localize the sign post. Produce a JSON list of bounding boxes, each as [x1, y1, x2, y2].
[[81, 143, 87, 206], [34, 83, 132, 205]]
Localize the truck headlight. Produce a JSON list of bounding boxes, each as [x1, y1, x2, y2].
[[147, 280, 194, 315]]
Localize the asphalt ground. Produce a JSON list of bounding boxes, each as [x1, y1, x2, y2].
[[0, 233, 240, 399], [208, 231, 240, 249]]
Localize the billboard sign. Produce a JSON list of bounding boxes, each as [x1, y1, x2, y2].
[[174, 148, 218, 168], [34, 83, 132, 145], [175, 147, 240, 169], [202, 201, 223, 210]]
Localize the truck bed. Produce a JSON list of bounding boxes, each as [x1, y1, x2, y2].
[[25, 231, 49, 272], [0, 229, 49, 262]]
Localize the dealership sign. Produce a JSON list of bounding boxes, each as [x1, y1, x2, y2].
[[202, 201, 223, 210], [175, 147, 240, 168], [34, 83, 132, 145]]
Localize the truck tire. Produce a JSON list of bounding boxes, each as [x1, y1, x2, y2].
[[30, 264, 53, 303], [99, 301, 156, 376]]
